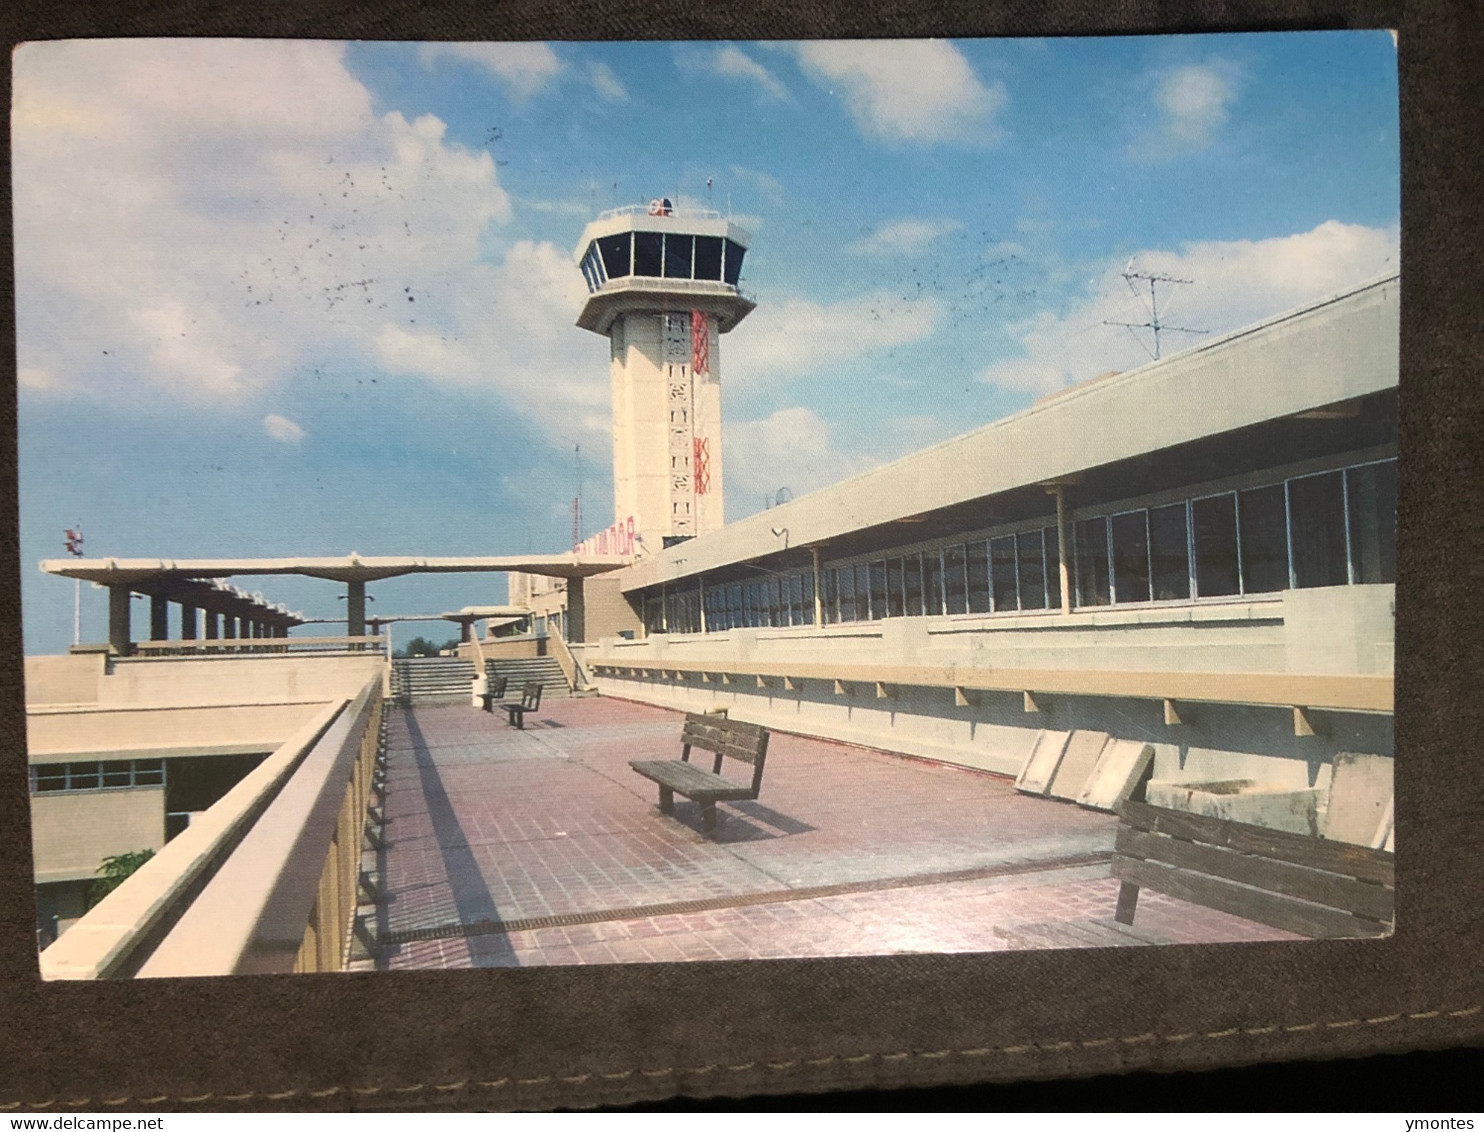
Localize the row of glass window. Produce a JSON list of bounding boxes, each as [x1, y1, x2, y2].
[[640, 457, 1396, 634], [30, 759, 166, 794], [579, 233, 747, 293], [1071, 459, 1395, 606]]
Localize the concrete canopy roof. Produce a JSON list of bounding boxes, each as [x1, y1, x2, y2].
[[38, 555, 629, 587], [620, 273, 1400, 592], [300, 608, 529, 625]]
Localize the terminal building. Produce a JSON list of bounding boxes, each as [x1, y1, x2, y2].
[[536, 212, 1397, 836]]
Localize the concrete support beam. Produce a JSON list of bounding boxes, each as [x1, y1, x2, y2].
[[1023, 691, 1043, 714], [1164, 698, 1184, 726], [180, 604, 197, 640], [567, 577, 586, 644], [812, 548, 823, 627], [149, 594, 169, 641], [223, 617, 236, 640], [954, 686, 974, 708], [1051, 484, 1072, 616], [459, 619, 473, 644], [876, 682, 892, 700], [108, 586, 132, 655], [346, 580, 366, 638], [204, 612, 219, 640], [1293, 706, 1325, 737]]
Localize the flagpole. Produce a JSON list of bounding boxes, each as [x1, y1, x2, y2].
[[74, 577, 81, 647]]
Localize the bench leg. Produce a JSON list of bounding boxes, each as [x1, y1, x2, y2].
[[701, 803, 717, 838], [658, 787, 674, 815], [1115, 881, 1141, 925]]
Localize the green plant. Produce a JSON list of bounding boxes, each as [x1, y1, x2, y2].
[[87, 849, 155, 909]]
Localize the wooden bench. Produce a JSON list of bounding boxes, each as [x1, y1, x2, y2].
[[497, 681, 542, 729], [1112, 799, 1394, 939], [630, 713, 770, 837], [478, 674, 509, 713]]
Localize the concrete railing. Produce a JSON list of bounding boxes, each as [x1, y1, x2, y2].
[[546, 626, 588, 692], [40, 675, 385, 979], [588, 658, 1393, 715], [132, 635, 390, 657]]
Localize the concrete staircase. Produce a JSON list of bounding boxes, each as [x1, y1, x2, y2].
[[485, 655, 571, 699], [392, 657, 477, 704]]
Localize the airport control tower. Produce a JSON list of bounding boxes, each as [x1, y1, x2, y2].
[[575, 199, 754, 554]]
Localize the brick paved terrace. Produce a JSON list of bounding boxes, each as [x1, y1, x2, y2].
[[355, 697, 1298, 970]]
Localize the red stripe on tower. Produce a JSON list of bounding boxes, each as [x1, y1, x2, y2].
[[693, 436, 711, 495], [691, 309, 710, 376]]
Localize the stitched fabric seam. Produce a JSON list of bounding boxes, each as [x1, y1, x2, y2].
[[1, 1005, 1477, 1109]]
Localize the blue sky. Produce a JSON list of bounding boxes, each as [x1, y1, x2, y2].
[[13, 34, 1399, 655]]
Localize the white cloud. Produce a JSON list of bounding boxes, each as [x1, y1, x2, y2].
[[729, 165, 785, 209], [676, 45, 790, 103], [13, 39, 619, 450], [713, 45, 790, 101], [977, 220, 1399, 395], [418, 42, 564, 98], [848, 217, 965, 256], [1130, 61, 1240, 159], [262, 413, 305, 443], [726, 291, 942, 386], [725, 407, 874, 506], [587, 61, 629, 102], [790, 40, 1006, 145]]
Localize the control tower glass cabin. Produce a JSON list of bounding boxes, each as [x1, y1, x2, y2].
[[575, 200, 755, 553]]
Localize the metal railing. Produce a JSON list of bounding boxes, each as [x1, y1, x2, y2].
[[596, 203, 723, 221], [40, 675, 386, 979]]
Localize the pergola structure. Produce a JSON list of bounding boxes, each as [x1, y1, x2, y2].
[[299, 606, 532, 642], [39, 555, 627, 654]]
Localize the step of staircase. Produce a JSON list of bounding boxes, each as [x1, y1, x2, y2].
[[484, 655, 571, 698], [392, 657, 478, 702]]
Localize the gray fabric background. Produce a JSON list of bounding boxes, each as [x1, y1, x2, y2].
[[2, 0, 1480, 1111]]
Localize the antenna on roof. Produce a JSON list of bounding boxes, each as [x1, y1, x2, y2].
[[1103, 259, 1208, 360], [571, 444, 583, 550]]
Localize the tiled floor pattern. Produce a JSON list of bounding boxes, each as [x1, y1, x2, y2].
[[361, 697, 1299, 969]]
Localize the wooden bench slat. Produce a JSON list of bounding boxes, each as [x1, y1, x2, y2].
[[687, 739, 766, 765], [1111, 857, 1391, 939], [684, 715, 766, 740], [682, 722, 767, 763], [629, 759, 758, 801], [1114, 826, 1395, 922], [1120, 800, 1394, 886]]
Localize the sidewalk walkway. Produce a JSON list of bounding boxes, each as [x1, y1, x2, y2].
[[360, 697, 1297, 969]]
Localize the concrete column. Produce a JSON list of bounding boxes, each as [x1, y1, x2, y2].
[[812, 548, 823, 626], [204, 611, 219, 639], [181, 604, 197, 640], [460, 619, 473, 644], [567, 576, 586, 644], [108, 586, 132, 655], [1053, 484, 1072, 615], [346, 580, 366, 637], [223, 617, 236, 640], [149, 594, 169, 641]]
